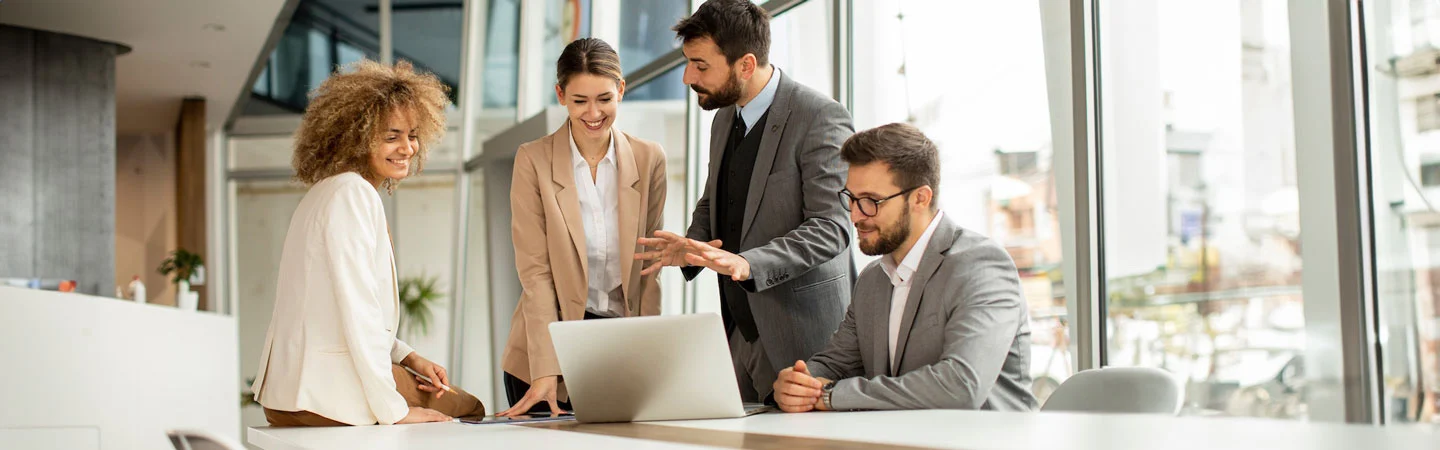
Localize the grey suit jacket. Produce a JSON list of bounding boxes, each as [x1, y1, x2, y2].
[[683, 69, 855, 372], [807, 216, 1038, 411]]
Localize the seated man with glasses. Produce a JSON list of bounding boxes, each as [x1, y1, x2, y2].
[[772, 123, 1038, 412]]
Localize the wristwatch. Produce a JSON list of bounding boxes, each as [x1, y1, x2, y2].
[[819, 380, 837, 411]]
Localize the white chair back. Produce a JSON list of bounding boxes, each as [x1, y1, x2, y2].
[[167, 429, 245, 450], [1040, 366, 1184, 415]]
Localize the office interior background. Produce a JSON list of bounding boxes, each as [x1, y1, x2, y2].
[[3, 0, 1440, 446]]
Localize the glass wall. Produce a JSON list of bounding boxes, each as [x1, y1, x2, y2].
[[247, 0, 463, 114], [543, 0, 592, 106], [615, 0, 691, 101], [1098, 0, 1307, 419], [392, 1, 466, 107], [1364, 0, 1440, 426], [769, 0, 833, 100], [851, 0, 1070, 402], [480, 0, 522, 134]]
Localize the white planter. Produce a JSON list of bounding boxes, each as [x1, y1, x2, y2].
[[176, 280, 197, 311]]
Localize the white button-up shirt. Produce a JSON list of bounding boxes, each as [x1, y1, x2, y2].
[[569, 128, 625, 317], [880, 211, 945, 369]]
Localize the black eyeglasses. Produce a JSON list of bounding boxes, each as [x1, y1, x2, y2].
[[839, 186, 921, 217]]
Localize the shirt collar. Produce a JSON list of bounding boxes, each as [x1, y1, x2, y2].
[[880, 211, 946, 284], [568, 124, 617, 169], [737, 67, 781, 133]]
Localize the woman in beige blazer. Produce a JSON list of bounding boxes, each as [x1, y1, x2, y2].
[[498, 38, 668, 416], [251, 60, 486, 426]]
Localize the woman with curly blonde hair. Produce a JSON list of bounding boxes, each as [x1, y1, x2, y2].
[[251, 60, 486, 426]]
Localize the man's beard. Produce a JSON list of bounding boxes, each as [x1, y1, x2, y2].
[[859, 211, 912, 256], [692, 71, 744, 110]]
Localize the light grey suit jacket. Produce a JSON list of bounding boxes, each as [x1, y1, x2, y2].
[[683, 69, 855, 372], [807, 215, 1038, 411]]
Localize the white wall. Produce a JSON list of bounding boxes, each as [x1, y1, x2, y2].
[[395, 174, 459, 369], [116, 132, 178, 305], [0, 287, 239, 450]]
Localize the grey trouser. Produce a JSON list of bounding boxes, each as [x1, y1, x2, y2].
[[730, 331, 777, 403]]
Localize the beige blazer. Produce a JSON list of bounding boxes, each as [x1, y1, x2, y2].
[[502, 123, 667, 395], [251, 172, 415, 426]]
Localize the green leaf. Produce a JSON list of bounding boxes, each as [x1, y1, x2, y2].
[[397, 274, 444, 338]]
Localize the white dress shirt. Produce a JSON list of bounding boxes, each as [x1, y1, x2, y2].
[[569, 127, 626, 317], [880, 211, 945, 369]]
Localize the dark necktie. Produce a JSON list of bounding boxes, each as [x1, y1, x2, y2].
[[731, 111, 746, 143]]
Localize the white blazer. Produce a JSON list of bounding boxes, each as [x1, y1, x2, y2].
[[251, 172, 415, 426]]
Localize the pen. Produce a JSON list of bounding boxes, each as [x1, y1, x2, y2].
[[402, 365, 456, 393]]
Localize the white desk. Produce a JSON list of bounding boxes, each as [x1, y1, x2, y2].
[[0, 287, 239, 449], [249, 410, 1440, 450]]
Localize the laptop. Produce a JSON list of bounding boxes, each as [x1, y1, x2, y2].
[[549, 313, 773, 423]]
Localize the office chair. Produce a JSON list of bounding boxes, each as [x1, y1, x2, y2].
[[1040, 366, 1184, 415], [167, 429, 245, 450]]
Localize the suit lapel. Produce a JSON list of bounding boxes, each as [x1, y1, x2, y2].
[[707, 108, 734, 235], [614, 131, 641, 311], [891, 219, 959, 375], [741, 72, 792, 237], [868, 275, 894, 377], [550, 122, 589, 280]]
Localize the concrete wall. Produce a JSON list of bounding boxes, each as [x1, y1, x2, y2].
[[0, 25, 119, 295]]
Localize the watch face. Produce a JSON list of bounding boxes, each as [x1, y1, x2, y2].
[[823, 380, 837, 391]]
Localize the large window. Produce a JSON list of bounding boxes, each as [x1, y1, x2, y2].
[[614, 0, 689, 102], [247, 0, 463, 114], [852, 0, 1069, 402], [1098, 0, 1307, 419], [479, 0, 522, 133], [392, 1, 466, 107], [1364, 0, 1440, 426], [542, 0, 592, 106]]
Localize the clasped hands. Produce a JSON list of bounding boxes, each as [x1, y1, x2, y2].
[[774, 360, 833, 413], [636, 230, 751, 281]]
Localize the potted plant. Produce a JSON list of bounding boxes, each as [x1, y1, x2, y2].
[[398, 275, 444, 338], [157, 249, 204, 311]]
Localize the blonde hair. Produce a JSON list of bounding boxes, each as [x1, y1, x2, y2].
[[291, 59, 451, 193]]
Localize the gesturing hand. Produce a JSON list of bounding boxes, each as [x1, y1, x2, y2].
[[683, 238, 751, 281], [636, 230, 721, 276]]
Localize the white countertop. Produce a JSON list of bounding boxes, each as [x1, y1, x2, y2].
[[249, 409, 1440, 450]]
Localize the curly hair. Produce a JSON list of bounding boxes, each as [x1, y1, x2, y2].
[[291, 59, 451, 193]]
